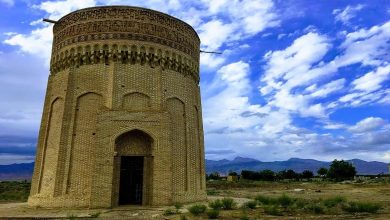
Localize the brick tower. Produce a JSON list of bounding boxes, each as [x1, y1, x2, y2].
[[28, 6, 206, 208]]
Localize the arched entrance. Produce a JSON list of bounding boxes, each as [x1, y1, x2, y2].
[[114, 130, 153, 206]]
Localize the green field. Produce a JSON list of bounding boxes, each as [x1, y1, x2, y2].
[[0, 181, 30, 202]]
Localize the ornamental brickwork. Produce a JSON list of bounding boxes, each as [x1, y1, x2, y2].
[[28, 6, 206, 208]]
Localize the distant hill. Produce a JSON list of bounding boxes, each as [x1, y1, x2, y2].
[[0, 158, 388, 181], [206, 157, 389, 175], [0, 162, 34, 181]]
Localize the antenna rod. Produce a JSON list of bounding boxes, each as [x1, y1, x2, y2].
[[200, 50, 222, 55], [43, 18, 57, 24]]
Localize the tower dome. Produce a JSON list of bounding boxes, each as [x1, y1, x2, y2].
[[28, 6, 206, 208]]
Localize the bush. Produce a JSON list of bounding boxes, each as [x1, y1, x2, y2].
[[277, 194, 294, 208], [239, 215, 249, 220], [188, 204, 207, 216], [317, 167, 328, 176], [301, 170, 314, 179], [342, 201, 381, 213], [209, 199, 223, 210], [206, 209, 220, 219], [163, 208, 175, 216], [207, 189, 219, 195], [323, 196, 346, 208], [305, 203, 325, 214], [89, 212, 101, 218], [242, 200, 257, 209], [221, 197, 236, 210], [255, 195, 277, 205], [264, 206, 283, 216]]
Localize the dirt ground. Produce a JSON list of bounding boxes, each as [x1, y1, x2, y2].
[[0, 181, 389, 219]]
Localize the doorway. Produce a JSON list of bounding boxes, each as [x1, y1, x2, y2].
[[119, 156, 144, 205]]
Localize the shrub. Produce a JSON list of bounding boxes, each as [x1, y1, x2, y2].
[[277, 194, 294, 208], [221, 197, 236, 210], [342, 202, 381, 213], [239, 215, 250, 220], [188, 204, 207, 216], [163, 208, 175, 216], [207, 189, 219, 196], [305, 203, 325, 214], [264, 206, 283, 216], [209, 199, 223, 210], [206, 209, 220, 219], [242, 200, 257, 209], [317, 167, 328, 176], [323, 196, 346, 208], [89, 212, 101, 218], [301, 170, 314, 179], [255, 195, 277, 205], [174, 202, 183, 210]]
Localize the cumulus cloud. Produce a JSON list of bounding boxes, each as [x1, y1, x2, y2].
[[352, 65, 390, 92], [348, 117, 386, 133], [333, 4, 365, 25]]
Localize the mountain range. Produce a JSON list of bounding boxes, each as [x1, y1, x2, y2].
[[0, 157, 388, 180], [206, 157, 389, 175]]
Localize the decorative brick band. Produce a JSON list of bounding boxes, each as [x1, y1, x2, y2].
[[50, 43, 200, 83], [52, 6, 200, 61]]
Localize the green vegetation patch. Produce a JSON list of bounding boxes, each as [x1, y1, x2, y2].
[[342, 201, 382, 213], [0, 181, 31, 202], [188, 204, 207, 216]]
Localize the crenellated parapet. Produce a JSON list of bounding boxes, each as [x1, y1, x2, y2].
[[50, 43, 200, 83]]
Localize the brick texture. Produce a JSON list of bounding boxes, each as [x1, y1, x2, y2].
[[28, 6, 206, 208]]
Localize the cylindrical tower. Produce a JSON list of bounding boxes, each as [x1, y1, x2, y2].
[[28, 6, 206, 208]]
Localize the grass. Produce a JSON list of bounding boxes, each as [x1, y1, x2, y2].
[[221, 197, 236, 210], [188, 204, 207, 216], [242, 200, 257, 209], [163, 208, 175, 216], [209, 199, 223, 210], [206, 209, 220, 219], [323, 196, 346, 207], [342, 201, 382, 213], [264, 205, 283, 216], [0, 181, 31, 202]]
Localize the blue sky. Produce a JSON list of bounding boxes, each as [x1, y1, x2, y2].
[[0, 0, 389, 164]]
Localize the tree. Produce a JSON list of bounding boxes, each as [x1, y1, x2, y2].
[[259, 169, 275, 181], [327, 160, 356, 181], [228, 171, 238, 176], [301, 170, 314, 179], [317, 167, 328, 177], [208, 172, 220, 180]]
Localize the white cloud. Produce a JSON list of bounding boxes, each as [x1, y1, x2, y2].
[[349, 117, 386, 133], [309, 78, 345, 98], [261, 32, 331, 94], [333, 4, 365, 25], [352, 64, 390, 92], [35, 0, 97, 20]]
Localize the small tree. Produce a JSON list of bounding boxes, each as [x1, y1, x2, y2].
[[301, 170, 314, 179], [208, 172, 220, 180], [327, 160, 356, 181], [229, 171, 238, 176], [317, 167, 328, 177], [259, 169, 275, 181]]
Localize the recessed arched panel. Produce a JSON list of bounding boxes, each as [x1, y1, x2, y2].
[[115, 129, 153, 156], [122, 92, 151, 111], [167, 97, 187, 192], [67, 92, 102, 195], [39, 97, 64, 195]]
